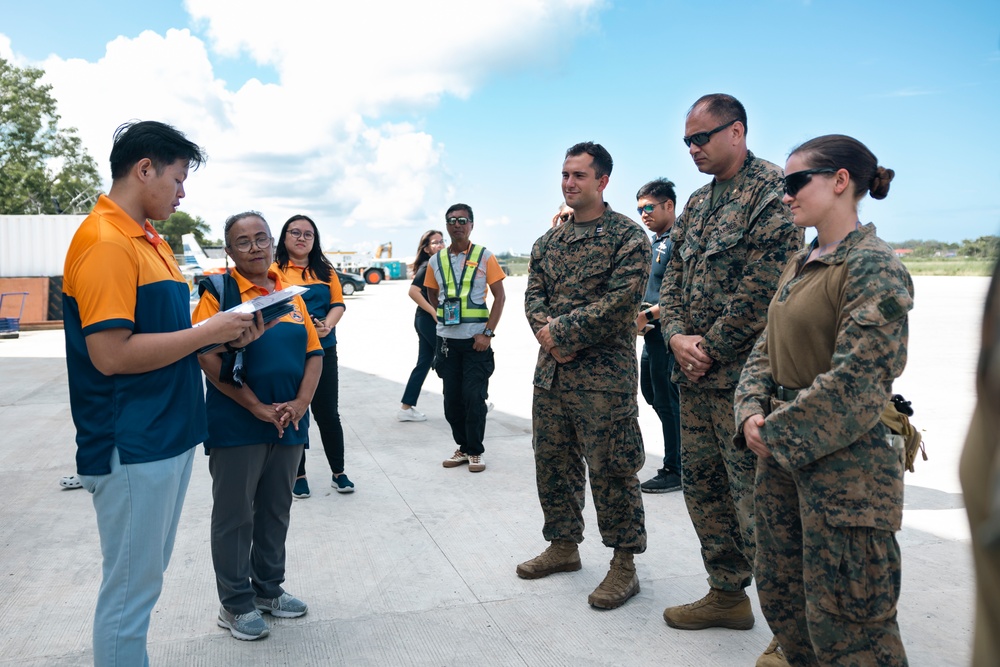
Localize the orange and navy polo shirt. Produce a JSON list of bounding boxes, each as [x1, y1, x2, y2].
[[62, 194, 207, 475], [192, 268, 323, 449], [270, 261, 345, 349]]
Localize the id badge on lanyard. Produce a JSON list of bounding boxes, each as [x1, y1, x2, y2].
[[443, 298, 462, 325]]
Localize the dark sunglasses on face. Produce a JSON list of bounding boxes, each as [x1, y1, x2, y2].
[[446, 217, 470, 226], [783, 168, 837, 197], [558, 213, 571, 222], [287, 229, 314, 240], [637, 200, 669, 215], [683, 119, 737, 148]]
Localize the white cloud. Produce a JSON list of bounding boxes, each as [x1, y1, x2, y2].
[[18, 0, 599, 248], [0, 34, 13, 61]]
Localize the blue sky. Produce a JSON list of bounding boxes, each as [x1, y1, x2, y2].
[[1, 0, 997, 254]]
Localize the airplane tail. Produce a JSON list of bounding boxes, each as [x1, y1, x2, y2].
[[181, 234, 227, 274]]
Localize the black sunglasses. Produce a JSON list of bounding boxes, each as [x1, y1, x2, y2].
[[446, 216, 470, 226], [637, 200, 669, 215], [783, 168, 837, 197], [683, 119, 737, 147]]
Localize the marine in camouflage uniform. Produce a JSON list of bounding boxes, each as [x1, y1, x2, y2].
[[525, 202, 650, 553], [734, 223, 913, 665], [659, 150, 800, 598]]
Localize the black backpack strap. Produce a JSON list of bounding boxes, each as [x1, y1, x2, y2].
[[197, 271, 239, 311]]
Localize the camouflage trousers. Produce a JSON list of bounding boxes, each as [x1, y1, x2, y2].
[[531, 387, 646, 553], [756, 453, 906, 666], [960, 400, 1000, 667], [679, 384, 756, 590]]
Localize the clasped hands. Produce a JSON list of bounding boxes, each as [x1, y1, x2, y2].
[[252, 399, 308, 438], [536, 317, 576, 364]]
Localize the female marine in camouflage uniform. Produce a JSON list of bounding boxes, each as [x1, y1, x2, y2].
[[734, 135, 913, 666]]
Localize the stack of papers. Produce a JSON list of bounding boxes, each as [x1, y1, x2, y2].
[[196, 284, 308, 353]]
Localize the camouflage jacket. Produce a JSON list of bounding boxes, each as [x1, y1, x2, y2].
[[525, 205, 650, 392], [659, 151, 801, 388], [734, 224, 914, 530]]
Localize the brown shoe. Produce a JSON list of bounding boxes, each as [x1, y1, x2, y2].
[[516, 540, 581, 579], [442, 450, 469, 468], [756, 637, 788, 666], [662, 588, 755, 630], [587, 550, 640, 609], [467, 454, 485, 472]]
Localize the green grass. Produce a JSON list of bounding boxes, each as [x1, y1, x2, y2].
[[900, 257, 994, 276], [503, 255, 993, 277], [502, 256, 531, 276]]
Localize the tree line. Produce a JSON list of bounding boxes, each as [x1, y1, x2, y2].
[[888, 236, 999, 259]]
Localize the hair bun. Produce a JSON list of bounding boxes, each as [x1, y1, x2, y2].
[[869, 166, 894, 200]]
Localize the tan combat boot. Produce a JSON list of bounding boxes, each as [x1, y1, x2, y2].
[[516, 540, 582, 579], [662, 587, 755, 630], [756, 637, 789, 666], [587, 550, 639, 609]]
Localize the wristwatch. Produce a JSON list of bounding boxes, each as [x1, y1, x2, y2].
[[482, 328, 495, 338], [644, 310, 654, 322]]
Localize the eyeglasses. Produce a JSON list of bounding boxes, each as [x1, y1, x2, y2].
[[231, 236, 273, 253], [287, 229, 314, 241], [446, 217, 471, 226], [558, 213, 571, 222], [637, 200, 669, 215], [683, 119, 737, 148], [783, 168, 837, 197]]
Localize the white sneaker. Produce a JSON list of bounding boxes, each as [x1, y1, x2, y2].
[[397, 407, 427, 422]]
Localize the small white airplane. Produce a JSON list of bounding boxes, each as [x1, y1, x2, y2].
[[181, 234, 229, 275]]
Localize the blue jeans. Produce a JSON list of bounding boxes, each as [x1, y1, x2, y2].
[[401, 312, 437, 406], [79, 447, 195, 667], [640, 327, 681, 474]]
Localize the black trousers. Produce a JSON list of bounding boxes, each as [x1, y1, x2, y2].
[[435, 336, 494, 456], [298, 348, 345, 477]]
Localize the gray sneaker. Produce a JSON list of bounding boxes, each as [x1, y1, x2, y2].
[[217, 606, 269, 640], [254, 592, 308, 618]]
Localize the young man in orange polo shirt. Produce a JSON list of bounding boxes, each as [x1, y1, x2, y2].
[[63, 120, 261, 666]]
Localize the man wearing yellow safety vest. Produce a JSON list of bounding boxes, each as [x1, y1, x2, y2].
[[424, 203, 506, 473]]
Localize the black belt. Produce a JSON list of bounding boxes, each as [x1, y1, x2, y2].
[[775, 385, 800, 401]]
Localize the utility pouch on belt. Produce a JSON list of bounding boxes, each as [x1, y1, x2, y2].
[[880, 394, 927, 472]]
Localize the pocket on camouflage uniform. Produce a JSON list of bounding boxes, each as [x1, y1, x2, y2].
[[813, 526, 901, 624], [606, 415, 645, 477]]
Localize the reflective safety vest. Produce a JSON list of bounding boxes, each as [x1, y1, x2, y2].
[[436, 244, 490, 323]]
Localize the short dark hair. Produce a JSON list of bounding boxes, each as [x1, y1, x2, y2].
[[223, 211, 268, 247], [565, 142, 613, 179], [791, 134, 894, 200], [109, 120, 206, 180], [446, 203, 474, 222], [636, 178, 677, 204], [689, 94, 748, 136], [275, 214, 335, 283]]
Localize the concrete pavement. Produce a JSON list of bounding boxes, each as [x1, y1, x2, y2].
[[0, 275, 985, 666]]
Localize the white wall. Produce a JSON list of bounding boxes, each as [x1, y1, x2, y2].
[[0, 215, 84, 277]]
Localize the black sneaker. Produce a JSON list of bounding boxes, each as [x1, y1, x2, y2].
[[640, 470, 682, 494]]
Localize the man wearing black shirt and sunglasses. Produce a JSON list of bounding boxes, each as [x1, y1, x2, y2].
[[658, 94, 801, 666]]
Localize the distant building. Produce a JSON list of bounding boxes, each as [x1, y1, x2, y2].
[[894, 248, 913, 257]]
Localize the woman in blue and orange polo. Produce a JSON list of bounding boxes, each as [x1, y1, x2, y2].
[[272, 214, 352, 497], [193, 211, 323, 640]]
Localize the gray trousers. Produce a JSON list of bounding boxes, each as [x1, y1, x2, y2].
[[209, 443, 303, 613]]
